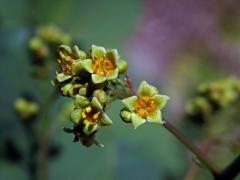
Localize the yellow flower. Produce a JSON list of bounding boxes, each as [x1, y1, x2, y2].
[[55, 45, 86, 82], [121, 81, 169, 129], [80, 45, 124, 84], [70, 95, 112, 135]]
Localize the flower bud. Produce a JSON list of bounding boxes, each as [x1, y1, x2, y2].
[[61, 83, 73, 96], [79, 87, 87, 96], [117, 59, 128, 74], [120, 110, 132, 123], [93, 90, 108, 104]]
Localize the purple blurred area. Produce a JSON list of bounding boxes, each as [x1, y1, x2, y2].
[[127, 0, 240, 80]]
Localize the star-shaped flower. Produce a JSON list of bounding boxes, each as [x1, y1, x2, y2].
[[70, 95, 113, 135], [55, 45, 86, 83], [80, 45, 121, 84], [121, 81, 169, 129]]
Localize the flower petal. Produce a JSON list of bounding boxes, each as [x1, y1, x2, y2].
[[74, 95, 89, 108], [131, 113, 146, 129], [153, 95, 170, 109], [91, 45, 106, 58], [106, 68, 119, 80], [72, 59, 83, 75], [92, 74, 106, 84], [70, 109, 82, 124], [71, 45, 86, 60], [80, 59, 93, 73], [148, 110, 163, 124], [58, 45, 72, 58], [91, 97, 103, 110], [106, 49, 119, 64], [137, 81, 158, 97], [121, 96, 137, 111], [56, 72, 71, 82], [83, 122, 98, 135], [100, 113, 113, 126], [71, 45, 80, 58]]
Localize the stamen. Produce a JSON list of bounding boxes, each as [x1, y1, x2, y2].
[[134, 96, 156, 118], [85, 106, 92, 113], [93, 56, 115, 76], [93, 112, 100, 119], [82, 112, 87, 118]]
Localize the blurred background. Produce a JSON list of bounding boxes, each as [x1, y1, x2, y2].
[[1, 0, 240, 179]]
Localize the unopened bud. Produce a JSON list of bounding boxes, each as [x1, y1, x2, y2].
[[120, 110, 131, 123], [117, 59, 128, 74], [93, 90, 108, 104]]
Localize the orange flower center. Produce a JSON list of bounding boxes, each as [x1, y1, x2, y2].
[[134, 96, 156, 118], [81, 106, 101, 124], [93, 56, 115, 76]]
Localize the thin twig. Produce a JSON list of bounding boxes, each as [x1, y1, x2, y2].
[[163, 120, 220, 177], [124, 74, 136, 96], [184, 138, 217, 180], [214, 155, 240, 180]]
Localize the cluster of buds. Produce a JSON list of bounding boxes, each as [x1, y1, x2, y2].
[[28, 25, 71, 77], [52, 44, 169, 147], [186, 77, 240, 124]]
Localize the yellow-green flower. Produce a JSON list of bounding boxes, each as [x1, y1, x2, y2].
[[121, 81, 169, 129], [80, 45, 121, 84], [71, 95, 112, 135], [56, 45, 86, 82]]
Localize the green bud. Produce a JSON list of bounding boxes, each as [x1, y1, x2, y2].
[[75, 95, 89, 108], [93, 90, 108, 104], [79, 87, 87, 96], [117, 59, 128, 74], [120, 110, 132, 123], [61, 83, 73, 96]]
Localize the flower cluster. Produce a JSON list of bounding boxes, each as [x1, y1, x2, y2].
[[52, 44, 169, 147], [28, 25, 72, 77], [186, 77, 240, 124]]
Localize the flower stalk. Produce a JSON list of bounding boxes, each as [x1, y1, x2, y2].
[[163, 120, 220, 177]]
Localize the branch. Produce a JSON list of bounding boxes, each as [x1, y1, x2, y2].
[[163, 120, 220, 177], [214, 155, 240, 180]]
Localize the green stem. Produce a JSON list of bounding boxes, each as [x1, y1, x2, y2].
[[163, 120, 220, 177]]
